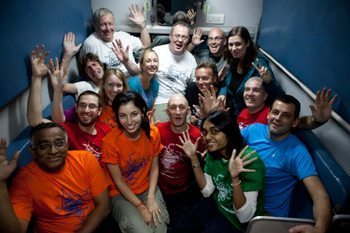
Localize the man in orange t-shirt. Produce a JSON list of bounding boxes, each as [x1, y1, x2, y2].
[[0, 122, 110, 233]]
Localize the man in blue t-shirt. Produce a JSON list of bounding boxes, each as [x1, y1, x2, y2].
[[241, 95, 331, 233]]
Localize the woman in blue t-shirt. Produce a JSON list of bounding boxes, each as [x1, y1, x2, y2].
[[128, 49, 159, 110]]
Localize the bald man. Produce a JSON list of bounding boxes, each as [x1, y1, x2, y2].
[[156, 94, 205, 228]]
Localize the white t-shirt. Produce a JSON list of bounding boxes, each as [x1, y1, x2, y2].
[[153, 44, 197, 105], [81, 31, 142, 75], [73, 81, 99, 99]]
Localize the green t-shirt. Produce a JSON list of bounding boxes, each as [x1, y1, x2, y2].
[[204, 146, 265, 232]]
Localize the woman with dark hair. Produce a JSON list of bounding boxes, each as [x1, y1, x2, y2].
[[174, 110, 265, 233], [222, 26, 284, 117], [101, 91, 169, 233]]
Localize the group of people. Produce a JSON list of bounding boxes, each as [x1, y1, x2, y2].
[[0, 3, 338, 233]]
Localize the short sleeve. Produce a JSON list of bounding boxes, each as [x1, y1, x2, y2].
[[9, 174, 33, 222], [151, 126, 163, 158], [84, 152, 109, 196], [101, 129, 121, 165]]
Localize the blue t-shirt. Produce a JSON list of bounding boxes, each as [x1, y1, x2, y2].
[[241, 123, 318, 217], [128, 75, 159, 110]]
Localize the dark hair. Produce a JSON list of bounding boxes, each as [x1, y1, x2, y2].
[[201, 110, 245, 159], [195, 62, 219, 87], [77, 90, 103, 107], [30, 122, 66, 139], [112, 91, 151, 139], [78, 53, 105, 79], [273, 95, 301, 119], [225, 26, 257, 75], [173, 11, 190, 24]]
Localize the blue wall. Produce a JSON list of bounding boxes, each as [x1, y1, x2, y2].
[[0, 0, 92, 109], [258, 0, 350, 123]]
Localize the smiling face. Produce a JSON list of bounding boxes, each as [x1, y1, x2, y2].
[[117, 101, 143, 139], [228, 35, 250, 60], [207, 28, 226, 57], [243, 78, 267, 113], [95, 13, 115, 42], [104, 74, 124, 105], [76, 94, 102, 127], [195, 67, 216, 91], [30, 127, 68, 173], [267, 100, 299, 141], [141, 50, 159, 76], [202, 120, 228, 156], [85, 59, 104, 84], [169, 24, 190, 55]]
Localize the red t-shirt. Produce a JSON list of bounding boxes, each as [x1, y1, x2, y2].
[[9, 151, 109, 233], [62, 121, 111, 161], [237, 105, 270, 129], [157, 122, 204, 195]]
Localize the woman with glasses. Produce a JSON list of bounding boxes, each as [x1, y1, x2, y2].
[[172, 110, 265, 233], [101, 91, 169, 233]]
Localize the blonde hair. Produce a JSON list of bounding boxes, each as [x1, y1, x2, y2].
[[99, 68, 128, 105]]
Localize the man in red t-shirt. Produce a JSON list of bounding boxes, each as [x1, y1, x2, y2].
[[0, 122, 110, 233], [27, 45, 111, 161], [156, 94, 205, 227], [237, 77, 336, 130], [237, 77, 269, 129]]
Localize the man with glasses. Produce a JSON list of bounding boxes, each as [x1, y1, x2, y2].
[[152, 21, 197, 122], [156, 94, 205, 229], [27, 45, 111, 161], [190, 27, 229, 83], [0, 123, 110, 232]]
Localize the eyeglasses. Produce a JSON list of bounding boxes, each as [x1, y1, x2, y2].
[[208, 37, 224, 42], [77, 102, 99, 110], [168, 105, 187, 112], [33, 139, 67, 152], [171, 34, 189, 41]]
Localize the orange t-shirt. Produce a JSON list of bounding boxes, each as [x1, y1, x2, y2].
[[102, 125, 163, 196], [9, 151, 109, 233], [98, 105, 118, 128]]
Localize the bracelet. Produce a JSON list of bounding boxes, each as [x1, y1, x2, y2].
[[231, 179, 241, 187], [192, 162, 201, 168], [134, 201, 143, 207]]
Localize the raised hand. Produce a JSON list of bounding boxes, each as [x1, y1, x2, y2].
[[177, 130, 200, 160], [146, 197, 163, 227], [31, 45, 49, 78], [186, 9, 196, 26], [310, 88, 337, 124], [0, 138, 20, 182], [63, 32, 82, 57], [252, 59, 272, 83], [191, 28, 204, 46], [129, 4, 145, 28], [48, 57, 66, 90], [228, 145, 257, 179], [112, 39, 130, 64]]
